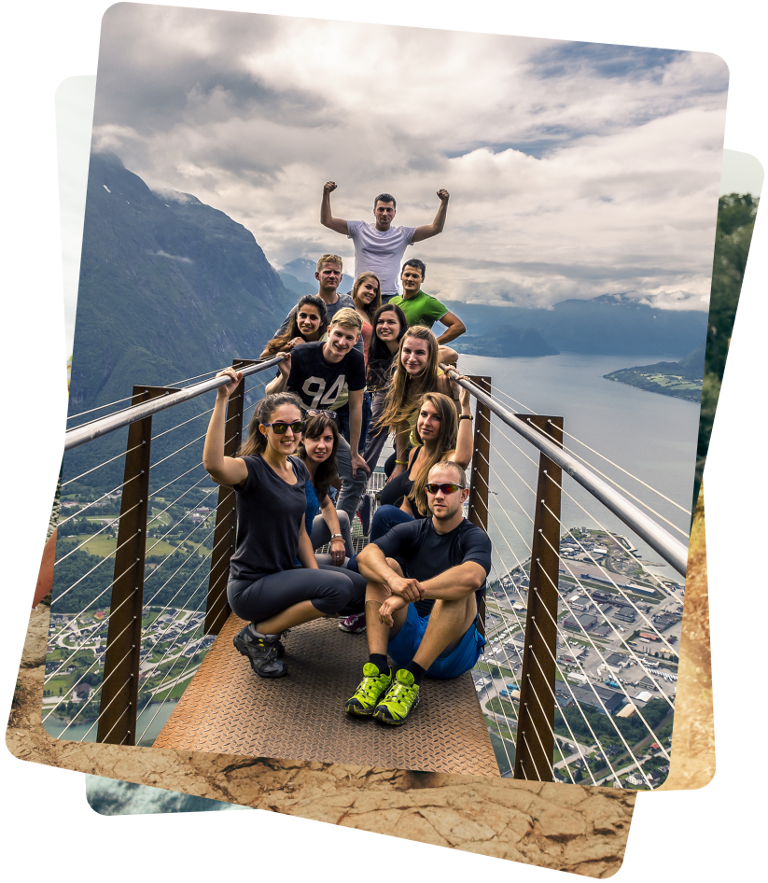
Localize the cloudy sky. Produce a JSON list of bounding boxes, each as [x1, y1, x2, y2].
[[86, 4, 729, 311]]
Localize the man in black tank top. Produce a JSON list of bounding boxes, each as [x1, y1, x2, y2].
[[346, 461, 492, 726]]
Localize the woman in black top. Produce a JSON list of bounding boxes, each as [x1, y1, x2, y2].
[[203, 368, 366, 678]]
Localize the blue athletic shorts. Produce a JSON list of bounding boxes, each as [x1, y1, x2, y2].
[[387, 603, 487, 679]]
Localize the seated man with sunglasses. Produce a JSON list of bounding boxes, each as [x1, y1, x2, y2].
[[346, 460, 492, 726]]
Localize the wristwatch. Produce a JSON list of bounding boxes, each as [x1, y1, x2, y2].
[[330, 534, 343, 541], [459, 414, 473, 421]]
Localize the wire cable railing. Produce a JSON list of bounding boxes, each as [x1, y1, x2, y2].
[[452, 374, 673, 785], [479, 446, 668, 785], [44, 357, 686, 789]]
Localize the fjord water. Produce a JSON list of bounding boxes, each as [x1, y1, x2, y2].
[[458, 352, 700, 581]]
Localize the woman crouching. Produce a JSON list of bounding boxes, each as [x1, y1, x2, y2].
[[297, 411, 354, 564], [203, 369, 366, 678]]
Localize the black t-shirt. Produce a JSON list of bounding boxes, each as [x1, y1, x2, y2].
[[229, 455, 309, 581], [287, 341, 366, 409], [379, 447, 428, 516], [373, 517, 492, 617]]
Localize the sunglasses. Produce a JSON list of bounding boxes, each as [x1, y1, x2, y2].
[[261, 421, 305, 434], [305, 409, 339, 423], [425, 483, 466, 495]]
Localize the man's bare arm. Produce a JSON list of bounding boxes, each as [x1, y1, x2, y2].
[[435, 311, 466, 345], [412, 188, 450, 243], [348, 388, 371, 478], [419, 561, 487, 601], [320, 181, 349, 235], [357, 544, 423, 602], [264, 352, 290, 396]]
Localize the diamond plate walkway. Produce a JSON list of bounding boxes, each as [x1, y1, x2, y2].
[[154, 470, 500, 775], [154, 613, 500, 775]]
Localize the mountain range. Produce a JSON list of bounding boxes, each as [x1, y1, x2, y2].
[[65, 153, 710, 490], [65, 151, 298, 490], [446, 294, 707, 358]]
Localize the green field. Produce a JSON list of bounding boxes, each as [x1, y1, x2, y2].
[[489, 733, 514, 775], [72, 534, 209, 558], [44, 676, 72, 696], [476, 661, 517, 681], [486, 697, 519, 718], [76, 535, 118, 557]]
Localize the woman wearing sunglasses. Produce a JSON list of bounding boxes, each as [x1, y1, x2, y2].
[[203, 369, 367, 678], [297, 411, 354, 566], [259, 294, 328, 358]]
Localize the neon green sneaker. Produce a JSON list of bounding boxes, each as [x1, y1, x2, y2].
[[345, 663, 392, 717], [373, 669, 420, 726]]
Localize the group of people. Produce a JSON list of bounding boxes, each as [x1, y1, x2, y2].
[[202, 185, 490, 728]]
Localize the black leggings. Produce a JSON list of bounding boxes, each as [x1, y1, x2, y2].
[[227, 564, 367, 624]]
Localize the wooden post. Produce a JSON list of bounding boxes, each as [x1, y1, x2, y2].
[[97, 385, 179, 745], [513, 416, 564, 782]]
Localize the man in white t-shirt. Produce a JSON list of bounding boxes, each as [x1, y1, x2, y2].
[[320, 182, 450, 301]]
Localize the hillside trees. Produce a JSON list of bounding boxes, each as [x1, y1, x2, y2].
[[695, 193, 759, 503]]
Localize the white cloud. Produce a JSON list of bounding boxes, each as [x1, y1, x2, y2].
[[88, 7, 729, 309]]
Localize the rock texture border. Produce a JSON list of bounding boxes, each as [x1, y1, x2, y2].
[[6, 492, 714, 878]]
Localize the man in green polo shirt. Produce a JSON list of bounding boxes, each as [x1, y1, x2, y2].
[[389, 259, 466, 346]]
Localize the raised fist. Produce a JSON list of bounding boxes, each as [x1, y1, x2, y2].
[[324, 181, 337, 193], [437, 188, 450, 202]]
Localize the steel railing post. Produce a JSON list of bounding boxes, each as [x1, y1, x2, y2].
[[97, 384, 179, 746], [467, 376, 492, 638], [514, 415, 563, 782], [204, 359, 256, 634]]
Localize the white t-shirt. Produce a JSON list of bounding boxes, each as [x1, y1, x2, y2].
[[347, 220, 417, 296]]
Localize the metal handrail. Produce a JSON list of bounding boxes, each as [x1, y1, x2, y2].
[[63, 354, 688, 575], [445, 367, 689, 577], [64, 356, 284, 452]]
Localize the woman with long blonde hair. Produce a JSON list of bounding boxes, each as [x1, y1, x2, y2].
[[343, 388, 473, 619], [372, 388, 472, 531], [375, 325, 456, 482]]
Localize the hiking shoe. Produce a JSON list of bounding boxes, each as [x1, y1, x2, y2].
[[357, 493, 373, 535], [235, 624, 288, 658], [276, 628, 290, 658], [338, 611, 367, 634], [345, 663, 392, 716], [373, 669, 420, 726], [233, 625, 287, 678]]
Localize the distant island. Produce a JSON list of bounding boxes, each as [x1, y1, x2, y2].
[[603, 343, 705, 403]]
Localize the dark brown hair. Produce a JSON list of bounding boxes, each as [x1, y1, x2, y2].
[[238, 393, 303, 457], [297, 413, 341, 500]]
